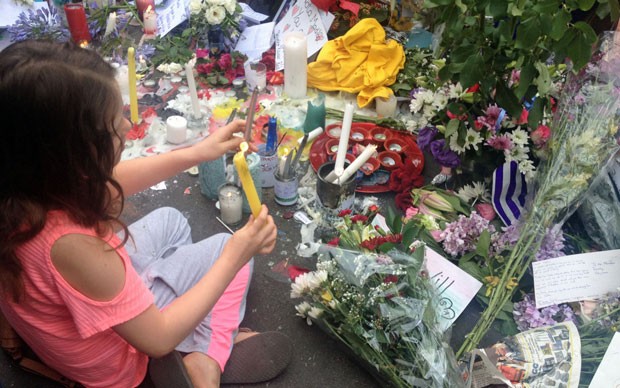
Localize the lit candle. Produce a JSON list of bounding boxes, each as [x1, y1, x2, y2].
[[233, 142, 262, 218], [127, 47, 139, 124], [333, 102, 355, 177], [166, 115, 187, 144], [218, 183, 243, 225], [332, 144, 377, 185], [283, 32, 307, 99], [376, 92, 397, 118], [64, 3, 91, 46], [143, 6, 157, 35], [185, 61, 202, 118], [299, 127, 324, 145], [135, 0, 155, 20]]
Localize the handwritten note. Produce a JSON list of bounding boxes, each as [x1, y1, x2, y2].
[[533, 249, 620, 309], [424, 248, 482, 331], [234, 22, 275, 62], [273, 0, 329, 71], [589, 332, 620, 387], [155, 0, 188, 38]]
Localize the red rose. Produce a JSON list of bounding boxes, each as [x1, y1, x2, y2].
[[338, 209, 352, 217], [475, 203, 496, 221]]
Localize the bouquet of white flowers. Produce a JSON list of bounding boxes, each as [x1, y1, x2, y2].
[[188, 0, 241, 47]]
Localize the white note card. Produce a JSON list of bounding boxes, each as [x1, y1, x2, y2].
[[424, 248, 482, 331], [533, 249, 620, 309], [589, 332, 620, 387]]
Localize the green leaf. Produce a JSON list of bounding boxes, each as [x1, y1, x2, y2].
[[515, 16, 542, 50], [445, 118, 461, 138], [533, 62, 552, 95], [459, 251, 478, 264], [459, 260, 485, 281], [550, 9, 571, 40], [609, 0, 620, 21], [475, 230, 491, 258], [488, 0, 508, 17], [495, 81, 522, 119], [516, 63, 535, 99], [533, 0, 561, 13], [527, 96, 545, 128], [570, 23, 597, 70], [459, 54, 485, 88], [577, 0, 596, 10]]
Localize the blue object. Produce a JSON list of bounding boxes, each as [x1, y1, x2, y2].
[[265, 116, 278, 154], [406, 28, 433, 49]]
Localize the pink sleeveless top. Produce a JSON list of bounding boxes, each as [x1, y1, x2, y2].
[[0, 211, 153, 387]]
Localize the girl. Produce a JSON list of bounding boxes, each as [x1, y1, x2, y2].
[[0, 40, 289, 387]]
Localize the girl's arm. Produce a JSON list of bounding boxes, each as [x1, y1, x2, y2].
[[51, 205, 277, 358], [114, 119, 246, 196]]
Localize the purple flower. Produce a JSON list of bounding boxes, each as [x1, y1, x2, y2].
[[417, 125, 438, 151], [430, 139, 460, 168], [513, 294, 576, 332], [440, 212, 495, 257]]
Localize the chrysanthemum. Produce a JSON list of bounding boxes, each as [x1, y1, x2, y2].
[[456, 181, 490, 203], [448, 134, 467, 154], [464, 128, 483, 151], [486, 134, 513, 151], [509, 128, 529, 146]]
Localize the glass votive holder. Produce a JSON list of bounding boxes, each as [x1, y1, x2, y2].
[[166, 115, 187, 144], [218, 183, 243, 226]]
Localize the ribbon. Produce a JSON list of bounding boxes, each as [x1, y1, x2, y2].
[[492, 161, 528, 226]]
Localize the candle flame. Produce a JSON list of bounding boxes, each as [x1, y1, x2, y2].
[[145, 5, 152, 13]]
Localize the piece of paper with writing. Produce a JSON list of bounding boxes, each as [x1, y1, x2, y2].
[[533, 249, 620, 309], [424, 248, 482, 331]]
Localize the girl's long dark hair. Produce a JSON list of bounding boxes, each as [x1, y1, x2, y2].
[[0, 41, 129, 301]]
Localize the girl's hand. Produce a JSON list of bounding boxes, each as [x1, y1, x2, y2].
[[226, 205, 277, 264], [191, 119, 257, 162]]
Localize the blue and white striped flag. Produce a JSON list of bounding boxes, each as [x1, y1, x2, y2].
[[492, 161, 527, 226]]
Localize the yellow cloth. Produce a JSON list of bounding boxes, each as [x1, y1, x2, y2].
[[307, 18, 405, 108]]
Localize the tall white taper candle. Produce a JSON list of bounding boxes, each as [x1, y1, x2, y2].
[[332, 144, 377, 185], [185, 62, 202, 118]]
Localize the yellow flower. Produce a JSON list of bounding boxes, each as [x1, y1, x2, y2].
[[506, 277, 518, 290], [321, 290, 333, 303], [484, 276, 500, 297]]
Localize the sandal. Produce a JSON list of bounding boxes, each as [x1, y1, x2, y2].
[[221, 331, 292, 385]]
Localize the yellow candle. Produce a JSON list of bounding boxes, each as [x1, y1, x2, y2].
[[233, 142, 262, 218], [127, 47, 139, 124]]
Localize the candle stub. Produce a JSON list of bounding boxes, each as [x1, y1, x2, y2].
[[166, 115, 187, 144]]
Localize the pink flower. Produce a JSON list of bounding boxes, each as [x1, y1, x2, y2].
[[476, 104, 503, 132], [475, 203, 496, 221], [196, 49, 209, 59], [196, 62, 214, 74], [218, 53, 232, 69], [430, 230, 444, 242], [514, 108, 528, 125], [510, 69, 520, 86], [486, 134, 513, 151], [404, 207, 419, 221], [531, 125, 551, 148]]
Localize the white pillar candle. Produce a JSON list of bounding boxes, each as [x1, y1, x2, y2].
[[283, 32, 307, 99], [143, 7, 157, 35], [218, 184, 243, 225], [333, 102, 355, 177], [376, 92, 397, 118], [166, 115, 188, 144], [104, 11, 116, 37], [299, 127, 323, 145], [184, 62, 202, 118], [332, 145, 377, 185]]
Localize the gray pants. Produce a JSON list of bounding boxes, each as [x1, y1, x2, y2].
[[121, 207, 253, 370]]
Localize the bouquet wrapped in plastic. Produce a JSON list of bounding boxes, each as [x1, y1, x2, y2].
[[291, 245, 463, 387]]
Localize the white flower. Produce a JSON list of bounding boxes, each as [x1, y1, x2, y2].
[[409, 96, 425, 113], [432, 91, 449, 110], [457, 181, 490, 203], [422, 104, 436, 120], [509, 128, 529, 146], [295, 301, 312, 317], [205, 5, 226, 25], [518, 159, 536, 180], [156, 62, 183, 74], [189, 0, 204, 15], [449, 134, 467, 154], [419, 89, 435, 104], [222, 0, 237, 14], [464, 128, 483, 151], [307, 306, 324, 320], [448, 83, 463, 99]]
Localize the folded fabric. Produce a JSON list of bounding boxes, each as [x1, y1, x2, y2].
[[307, 18, 405, 108]]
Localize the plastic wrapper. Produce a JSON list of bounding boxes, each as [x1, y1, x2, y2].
[[576, 153, 620, 250], [291, 245, 463, 387]]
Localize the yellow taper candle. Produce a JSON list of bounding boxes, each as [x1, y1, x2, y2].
[[127, 47, 139, 124], [233, 142, 262, 218]]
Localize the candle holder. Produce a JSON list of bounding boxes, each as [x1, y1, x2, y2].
[[218, 183, 243, 226], [64, 3, 92, 47], [186, 112, 209, 130]]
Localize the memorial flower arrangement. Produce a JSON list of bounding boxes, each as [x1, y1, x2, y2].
[[291, 243, 463, 387], [194, 49, 246, 87], [188, 0, 242, 47], [456, 32, 620, 358], [7, 6, 69, 42]]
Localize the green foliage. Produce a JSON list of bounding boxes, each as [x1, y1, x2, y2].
[[423, 0, 618, 123], [150, 28, 194, 67]]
